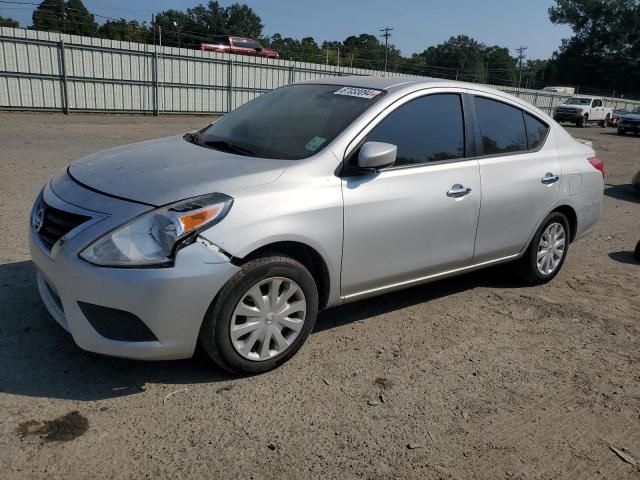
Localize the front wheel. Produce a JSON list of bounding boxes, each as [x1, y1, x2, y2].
[[516, 212, 570, 285], [200, 255, 319, 374], [635, 240, 640, 261], [577, 115, 588, 128]]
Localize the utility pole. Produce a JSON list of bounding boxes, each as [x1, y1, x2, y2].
[[516, 45, 528, 89], [59, 0, 65, 34], [173, 21, 180, 48], [380, 26, 393, 74]]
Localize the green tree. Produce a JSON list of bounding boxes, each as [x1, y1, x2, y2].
[[0, 16, 19, 28], [32, 0, 97, 35], [224, 3, 262, 39], [403, 35, 519, 85], [154, 2, 263, 49], [98, 19, 150, 43], [32, 0, 65, 32], [65, 0, 97, 36], [547, 0, 640, 94]]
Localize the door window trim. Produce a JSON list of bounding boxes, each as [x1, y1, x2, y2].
[[469, 94, 551, 159], [340, 89, 476, 176]]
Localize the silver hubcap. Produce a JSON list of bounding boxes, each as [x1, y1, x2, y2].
[[537, 222, 566, 275], [230, 277, 307, 361]]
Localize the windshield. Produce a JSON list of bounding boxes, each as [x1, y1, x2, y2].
[[566, 97, 592, 105], [632, 107, 640, 114], [191, 84, 384, 160]]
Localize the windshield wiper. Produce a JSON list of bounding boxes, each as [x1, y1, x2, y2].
[[184, 131, 200, 144], [203, 140, 258, 157]]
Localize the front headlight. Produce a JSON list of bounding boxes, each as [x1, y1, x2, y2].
[[79, 193, 233, 267]]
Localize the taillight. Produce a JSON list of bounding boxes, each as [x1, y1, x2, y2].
[[588, 157, 605, 177]]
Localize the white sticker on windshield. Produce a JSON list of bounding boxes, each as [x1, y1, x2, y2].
[[334, 87, 383, 99], [305, 136, 326, 152]]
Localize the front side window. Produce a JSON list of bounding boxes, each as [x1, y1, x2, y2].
[[365, 94, 465, 166], [234, 38, 260, 49], [193, 84, 383, 160], [475, 97, 527, 155]]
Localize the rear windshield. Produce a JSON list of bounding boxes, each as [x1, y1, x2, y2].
[[192, 84, 384, 160], [566, 98, 592, 105]]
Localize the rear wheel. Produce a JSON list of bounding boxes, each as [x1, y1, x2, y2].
[[516, 212, 570, 285], [635, 240, 640, 261], [600, 114, 610, 128], [199, 255, 318, 374]]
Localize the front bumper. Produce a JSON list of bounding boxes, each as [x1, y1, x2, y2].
[[553, 112, 582, 122], [30, 177, 239, 360], [618, 123, 640, 134]]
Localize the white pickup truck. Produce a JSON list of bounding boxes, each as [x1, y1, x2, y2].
[[553, 96, 613, 128]]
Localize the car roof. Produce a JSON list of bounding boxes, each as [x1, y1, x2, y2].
[[294, 75, 556, 122], [295, 75, 522, 96]]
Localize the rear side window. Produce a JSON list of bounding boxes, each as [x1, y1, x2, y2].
[[524, 113, 549, 150], [210, 36, 230, 46], [366, 94, 465, 166], [475, 97, 527, 155]]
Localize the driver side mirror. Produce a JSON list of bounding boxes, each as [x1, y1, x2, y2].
[[255, 46, 263, 51], [357, 142, 397, 170]]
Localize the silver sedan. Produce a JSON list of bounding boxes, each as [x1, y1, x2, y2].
[[30, 77, 604, 373]]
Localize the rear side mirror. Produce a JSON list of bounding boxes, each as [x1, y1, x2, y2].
[[357, 142, 397, 170]]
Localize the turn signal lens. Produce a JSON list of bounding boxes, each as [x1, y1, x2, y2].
[[177, 207, 221, 233]]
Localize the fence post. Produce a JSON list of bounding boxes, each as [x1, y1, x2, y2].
[[288, 65, 295, 84], [153, 50, 159, 116], [58, 39, 69, 114], [227, 59, 234, 113]]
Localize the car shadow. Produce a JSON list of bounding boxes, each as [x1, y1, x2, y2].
[[1, 259, 521, 401], [608, 250, 640, 265], [315, 264, 518, 333], [0, 260, 234, 401], [604, 184, 640, 204], [600, 131, 640, 137]]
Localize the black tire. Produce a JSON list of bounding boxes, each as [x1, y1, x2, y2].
[[577, 114, 588, 128], [199, 255, 318, 375], [635, 240, 640, 261], [600, 115, 610, 128], [516, 212, 570, 285], [618, 128, 626, 136]]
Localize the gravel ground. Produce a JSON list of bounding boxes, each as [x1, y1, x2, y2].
[[0, 113, 639, 480]]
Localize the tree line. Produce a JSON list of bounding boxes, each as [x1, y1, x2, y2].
[[1, 0, 638, 96]]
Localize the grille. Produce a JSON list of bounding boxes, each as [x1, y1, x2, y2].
[[34, 197, 91, 250]]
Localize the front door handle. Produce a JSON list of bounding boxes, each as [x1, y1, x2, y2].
[[447, 184, 472, 198], [541, 173, 560, 185]]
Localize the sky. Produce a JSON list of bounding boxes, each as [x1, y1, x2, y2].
[[1, 0, 573, 60]]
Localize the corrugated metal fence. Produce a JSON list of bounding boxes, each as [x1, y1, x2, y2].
[[2, 27, 639, 116]]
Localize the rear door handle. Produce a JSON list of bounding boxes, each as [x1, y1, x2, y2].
[[541, 173, 560, 185], [447, 184, 472, 198]]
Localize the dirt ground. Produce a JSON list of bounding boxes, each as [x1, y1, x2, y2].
[[0, 113, 639, 480]]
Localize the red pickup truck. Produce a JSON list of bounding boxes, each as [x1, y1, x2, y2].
[[200, 36, 279, 58]]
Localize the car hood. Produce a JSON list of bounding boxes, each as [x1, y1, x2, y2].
[[558, 104, 587, 109], [68, 135, 289, 206]]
